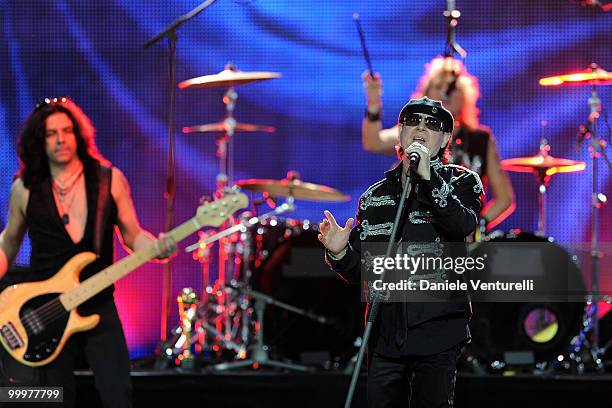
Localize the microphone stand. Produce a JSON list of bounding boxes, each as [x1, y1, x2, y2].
[[144, 0, 219, 342], [344, 166, 414, 408]]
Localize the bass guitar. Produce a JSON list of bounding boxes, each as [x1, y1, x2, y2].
[[0, 191, 248, 367]]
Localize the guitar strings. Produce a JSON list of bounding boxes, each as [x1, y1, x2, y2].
[[20, 294, 77, 337], [21, 299, 67, 335], [19, 208, 209, 336], [21, 247, 155, 331]]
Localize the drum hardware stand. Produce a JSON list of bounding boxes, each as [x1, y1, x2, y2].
[[568, 66, 608, 373], [200, 69, 252, 358], [535, 138, 553, 237], [344, 168, 413, 408], [212, 287, 324, 372], [214, 77, 239, 192], [193, 228, 214, 305], [158, 299, 245, 369], [195, 292, 246, 355], [182, 199, 296, 361]]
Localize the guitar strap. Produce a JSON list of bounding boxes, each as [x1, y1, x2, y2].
[[94, 165, 112, 256]]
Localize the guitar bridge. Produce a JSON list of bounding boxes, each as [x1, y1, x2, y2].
[[1, 322, 24, 350]]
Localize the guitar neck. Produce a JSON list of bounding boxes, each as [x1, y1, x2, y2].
[[59, 216, 203, 310]]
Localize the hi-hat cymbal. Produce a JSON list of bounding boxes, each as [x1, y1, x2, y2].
[[236, 175, 350, 202], [501, 154, 585, 176], [179, 67, 281, 89], [539, 65, 612, 86], [183, 121, 276, 134]]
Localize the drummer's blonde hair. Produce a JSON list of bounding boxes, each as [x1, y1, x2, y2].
[[412, 57, 481, 129]]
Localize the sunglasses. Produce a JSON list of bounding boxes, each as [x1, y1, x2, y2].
[[35, 96, 68, 110], [400, 113, 445, 132]]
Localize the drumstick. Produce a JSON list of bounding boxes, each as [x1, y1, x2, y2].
[[353, 13, 375, 77]]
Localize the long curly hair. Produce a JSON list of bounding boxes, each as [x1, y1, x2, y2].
[[16, 97, 109, 187], [412, 57, 481, 129]]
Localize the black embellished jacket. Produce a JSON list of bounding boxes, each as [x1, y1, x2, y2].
[[326, 157, 484, 355]]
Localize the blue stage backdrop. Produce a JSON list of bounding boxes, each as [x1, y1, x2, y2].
[[0, 0, 610, 358]]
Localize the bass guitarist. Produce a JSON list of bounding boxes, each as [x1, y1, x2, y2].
[[0, 97, 176, 407]]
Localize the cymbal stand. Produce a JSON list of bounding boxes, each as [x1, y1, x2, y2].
[[214, 70, 241, 352], [535, 138, 552, 236], [215, 84, 238, 192], [184, 199, 296, 360], [569, 70, 607, 373]]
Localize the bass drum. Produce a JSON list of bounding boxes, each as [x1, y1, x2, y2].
[[466, 230, 585, 366], [249, 218, 363, 363]]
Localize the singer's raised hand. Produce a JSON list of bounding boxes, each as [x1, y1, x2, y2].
[[318, 210, 354, 255]]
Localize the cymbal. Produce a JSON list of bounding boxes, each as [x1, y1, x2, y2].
[[501, 154, 585, 176], [236, 177, 350, 202], [183, 121, 275, 134], [179, 67, 281, 89], [539, 65, 612, 86]]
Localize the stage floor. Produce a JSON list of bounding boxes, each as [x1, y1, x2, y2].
[[74, 369, 612, 408]]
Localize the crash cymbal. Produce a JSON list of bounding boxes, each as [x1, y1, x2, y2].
[[236, 174, 350, 202], [179, 67, 281, 89], [183, 120, 275, 134], [539, 65, 612, 86], [501, 154, 585, 176]]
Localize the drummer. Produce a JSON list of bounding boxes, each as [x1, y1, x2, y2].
[[362, 56, 515, 230]]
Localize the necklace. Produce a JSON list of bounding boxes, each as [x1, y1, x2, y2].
[[52, 167, 84, 225]]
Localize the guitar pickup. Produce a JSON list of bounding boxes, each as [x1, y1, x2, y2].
[[1, 322, 24, 350]]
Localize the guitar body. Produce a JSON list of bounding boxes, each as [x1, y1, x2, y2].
[[0, 252, 100, 367]]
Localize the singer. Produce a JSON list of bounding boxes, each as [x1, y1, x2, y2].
[[318, 97, 483, 408], [362, 57, 514, 230]]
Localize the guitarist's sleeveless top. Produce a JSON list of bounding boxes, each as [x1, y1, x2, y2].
[[25, 164, 118, 306]]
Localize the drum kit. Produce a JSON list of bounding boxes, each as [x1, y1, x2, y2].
[[158, 63, 611, 374], [158, 65, 356, 371], [467, 64, 612, 374]]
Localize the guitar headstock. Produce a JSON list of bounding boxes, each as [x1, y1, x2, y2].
[[195, 191, 249, 228]]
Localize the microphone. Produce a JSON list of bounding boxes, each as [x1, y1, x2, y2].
[[409, 151, 421, 171], [399, 143, 425, 174]]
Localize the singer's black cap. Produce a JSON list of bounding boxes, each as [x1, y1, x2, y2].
[[398, 96, 454, 133]]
